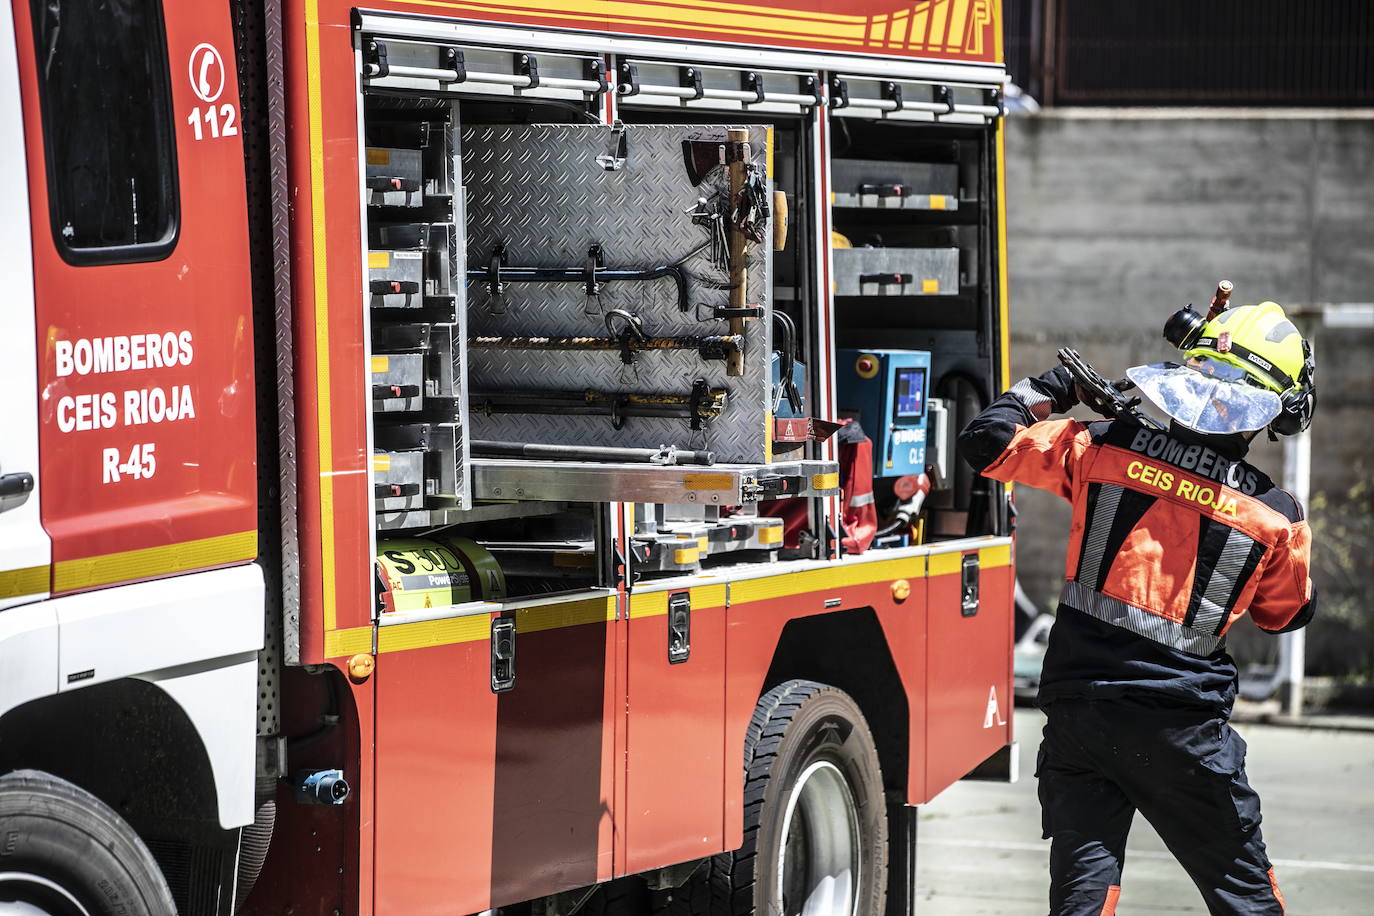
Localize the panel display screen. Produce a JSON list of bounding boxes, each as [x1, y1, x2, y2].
[[893, 368, 925, 420]]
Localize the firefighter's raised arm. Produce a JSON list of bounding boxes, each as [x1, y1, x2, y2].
[[957, 365, 1092, 502], [1249, 496, 1319, 634]]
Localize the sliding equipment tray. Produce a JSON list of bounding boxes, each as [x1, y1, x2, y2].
[[471, 458, 840, 505]]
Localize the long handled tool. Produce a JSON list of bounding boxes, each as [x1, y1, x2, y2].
[[470, 309, 741, 365], [471, 440, 715, 466], [471, 381, 727, 430], [681, 132, 770, 373], [470, 333, 741, 362], [470, 243, 693, 314], [724, 127, 751, 377]]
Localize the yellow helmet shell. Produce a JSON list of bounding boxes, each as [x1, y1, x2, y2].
[[1186, 301, 1306, 394]]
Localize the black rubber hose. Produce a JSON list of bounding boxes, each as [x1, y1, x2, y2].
[[235, 775, 277, 910]]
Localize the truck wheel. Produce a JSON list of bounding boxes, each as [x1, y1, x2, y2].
[[0, 770, 176, 916], [581, 876, 651, 916], [708, 680, 888, 916]]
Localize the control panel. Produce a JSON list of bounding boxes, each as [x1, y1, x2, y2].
[[837, 349, 932, 479]]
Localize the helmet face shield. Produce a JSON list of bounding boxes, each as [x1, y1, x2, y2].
[[1127, 362, 1282, 434]]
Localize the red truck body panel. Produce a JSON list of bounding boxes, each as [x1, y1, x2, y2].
[[15, 0, 259, 595]]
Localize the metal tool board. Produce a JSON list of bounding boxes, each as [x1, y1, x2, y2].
[[462, 123, 772, 465]]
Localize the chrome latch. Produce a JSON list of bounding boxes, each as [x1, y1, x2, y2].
[[668, 592, 691, 664], [491, 617, 516, 692], [961, 554, 980, 617], [596, 119, 627, 171]]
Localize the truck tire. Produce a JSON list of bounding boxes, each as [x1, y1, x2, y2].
[[695, 680, 888, 916], [0, 769, 177, 916], [582, 876, 651, 916]]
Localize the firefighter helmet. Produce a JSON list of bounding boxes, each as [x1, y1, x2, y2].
[[1129, 301, 1315, 436]]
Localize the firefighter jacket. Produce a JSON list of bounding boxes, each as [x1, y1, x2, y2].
[[838, 419, 878, 554], [959, 366, 1316, 709]]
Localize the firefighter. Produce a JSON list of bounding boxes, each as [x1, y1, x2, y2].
[[957, 301, 1316, 916]]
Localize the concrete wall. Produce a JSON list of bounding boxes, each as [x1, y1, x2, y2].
[[1002, 111, 1374, 676]]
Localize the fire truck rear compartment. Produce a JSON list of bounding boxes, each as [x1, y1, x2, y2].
[[355, 50, 1011, 652], [361, 77, 842, 595]]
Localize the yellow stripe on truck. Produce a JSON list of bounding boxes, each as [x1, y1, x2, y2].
[[306, 0, 339, 633], [0, 565, 50, 600], [325, 626, 374, 658], [927, 543, 1012, 577], [53, 530, 258, 593]]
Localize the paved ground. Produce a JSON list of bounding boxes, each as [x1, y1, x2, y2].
[[915, 708, 1374, 914]]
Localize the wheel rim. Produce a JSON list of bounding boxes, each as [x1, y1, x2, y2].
[[0, 874, 92, 916], [775, 760, 861, 916]]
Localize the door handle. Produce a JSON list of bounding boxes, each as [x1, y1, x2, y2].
[[667, 591, 691, 664], [961, 553, 980, 617], [0, 472, 33, 514]]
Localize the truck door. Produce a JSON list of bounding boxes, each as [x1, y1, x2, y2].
[[0, 1, 49, 611], [14, 0, 258, 593]]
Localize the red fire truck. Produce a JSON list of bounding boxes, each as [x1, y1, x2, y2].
[[0, 0, 1013, 913]]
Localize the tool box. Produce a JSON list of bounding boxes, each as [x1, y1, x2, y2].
[[830, 157, 959, 211], [832, 247, 960, 296], [365, 146, 425, 208]]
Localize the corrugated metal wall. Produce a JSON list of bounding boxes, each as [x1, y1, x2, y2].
[[1006, 0, 1374, 106]]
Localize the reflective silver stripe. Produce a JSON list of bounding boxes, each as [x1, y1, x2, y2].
[[1192, 526, 1256, 634], [1079, 484, 1123, 590], [1009, 378, 1053, 421], [848, 491, 875, 507], [1061, 580, 1222, 657]]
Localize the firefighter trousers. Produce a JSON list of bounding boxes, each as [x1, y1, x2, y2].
[[1036, 698, 1287, 916]]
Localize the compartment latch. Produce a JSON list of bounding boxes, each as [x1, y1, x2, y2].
[[829, 74, 849, 109], [883, 80, 904, 113], [680, 65, 704, 100], [364, 38, 389, 79], [668, 592, 691, 664], [596, 119, 628, 171], [438, 46, 466, 84], [961, 554, 980, 617], [491, 617, 517, 692], [935, 84, 956, 117], [516, 53, 540, 89], [742, 71, 765, 105]]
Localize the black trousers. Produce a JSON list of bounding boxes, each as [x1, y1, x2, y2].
[[1036, 698, 1287, 915]]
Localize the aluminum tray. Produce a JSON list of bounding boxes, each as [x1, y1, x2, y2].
[[471, 458, 839, 505]]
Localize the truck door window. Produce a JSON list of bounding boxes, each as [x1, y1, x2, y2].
[[29, 0, 178, 264]]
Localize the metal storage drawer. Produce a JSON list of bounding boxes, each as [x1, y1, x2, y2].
[[373, 449, 426, 511], [831, 158, 959, 210], [365, 146, 424, 207], [833, 247, 959, 296], [368, 249, 424, 308], [373, 423, 463, 525], [371, 352, 424, 413]]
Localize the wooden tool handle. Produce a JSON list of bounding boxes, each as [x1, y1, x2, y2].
[[773, 190, 789, 251]]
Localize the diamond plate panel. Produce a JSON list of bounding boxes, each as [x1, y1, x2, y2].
[[461, 124, 772, 464]]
